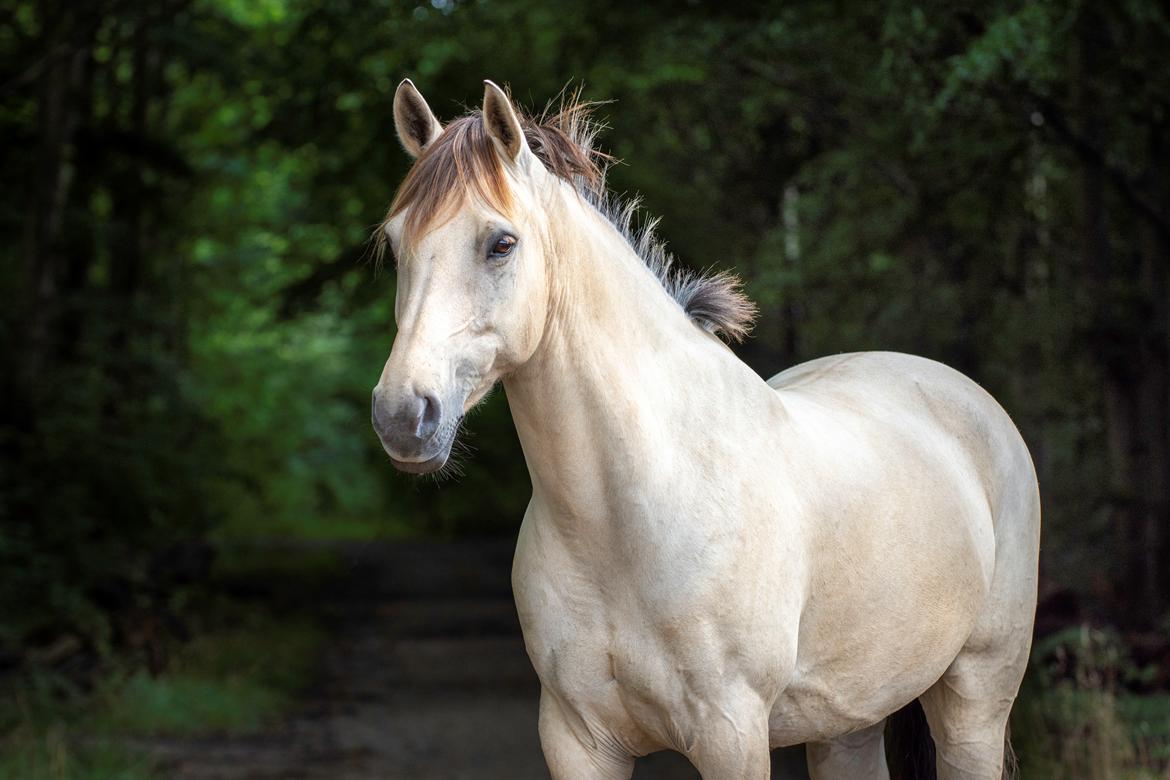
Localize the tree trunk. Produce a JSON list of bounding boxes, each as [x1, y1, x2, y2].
[[1134, 129, 1170, 620], [1078, 6, 1170, 626]]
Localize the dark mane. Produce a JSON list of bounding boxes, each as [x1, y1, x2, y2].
[[378, 91, 757, 342]]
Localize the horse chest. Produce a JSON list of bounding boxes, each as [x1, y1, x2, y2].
[[513, 525, 792, 752], [517, 591, 733, 751]]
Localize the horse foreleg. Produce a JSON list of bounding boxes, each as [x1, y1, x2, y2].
[[805, 720, 890, 780], [681, 697, 772, 780], [538, 689, 635, 780]]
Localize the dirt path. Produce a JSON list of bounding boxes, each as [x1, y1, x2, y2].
[[138, 541, 806, 779]]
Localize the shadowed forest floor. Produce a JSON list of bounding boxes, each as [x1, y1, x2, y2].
[[131, 542, 809, 779]]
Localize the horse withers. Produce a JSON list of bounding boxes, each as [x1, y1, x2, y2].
[[370, 79, 1040, 779]]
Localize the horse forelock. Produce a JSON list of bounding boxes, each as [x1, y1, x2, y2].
[[377, 114, 513, 259], [375, 91, 756, 342]]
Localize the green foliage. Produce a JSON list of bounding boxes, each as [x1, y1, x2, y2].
[[1014, 626, 1170, 777], [0, 605, 323, 778], [0, 730, 155, 780], [95, 613, 322, 736]]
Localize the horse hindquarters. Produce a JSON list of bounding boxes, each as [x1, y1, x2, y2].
[[918, 446, 1040, 779]]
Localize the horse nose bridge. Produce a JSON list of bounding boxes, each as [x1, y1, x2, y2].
[[380, 317, 452, 392], [377, 326, 424, 388], [393, 250, 445, 332]]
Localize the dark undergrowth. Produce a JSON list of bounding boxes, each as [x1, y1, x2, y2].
[[0, 544, 335, 779]]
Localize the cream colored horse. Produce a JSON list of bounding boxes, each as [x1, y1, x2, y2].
[[371, 79, 1040, 779]]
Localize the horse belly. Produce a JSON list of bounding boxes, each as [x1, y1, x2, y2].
[[767, 460, 993, 744], [769, 604, 975, 746]]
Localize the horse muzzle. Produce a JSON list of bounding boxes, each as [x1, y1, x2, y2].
[[371, 388, 452, 473]]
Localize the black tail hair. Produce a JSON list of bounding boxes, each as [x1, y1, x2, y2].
[[886, 699, 937, 780]]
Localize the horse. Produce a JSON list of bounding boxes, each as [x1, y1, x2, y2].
[[370, 78, 1040, 779]]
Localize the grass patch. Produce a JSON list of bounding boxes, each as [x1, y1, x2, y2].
[[95, 612, 323, 736], [0, 728, 155, 780], [1, 607, 325, 778], [1014, 686, 1170, 779], [103, 673, 283, 736]]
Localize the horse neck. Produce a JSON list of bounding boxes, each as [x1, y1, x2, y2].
[[502, 191, 748, 539]]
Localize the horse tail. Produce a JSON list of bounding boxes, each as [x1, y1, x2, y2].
[[885, 699, 936, 780]]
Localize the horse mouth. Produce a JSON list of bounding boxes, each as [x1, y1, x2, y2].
[[388, 450, 449, 475], [383, 414, 462, 475]]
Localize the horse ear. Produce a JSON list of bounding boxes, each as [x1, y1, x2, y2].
[[394, 79, 443, 158], [482, 80, 527, 162]]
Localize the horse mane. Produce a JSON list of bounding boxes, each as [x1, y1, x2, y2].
[[377, 90, 757, 343]]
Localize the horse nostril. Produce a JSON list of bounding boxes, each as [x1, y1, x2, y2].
[[371, 389, 441, 448], [372, 391, 388, 430], [417, 393, 441, 440]]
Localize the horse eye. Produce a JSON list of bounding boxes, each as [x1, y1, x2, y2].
[[489, 235, 517, 258]]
